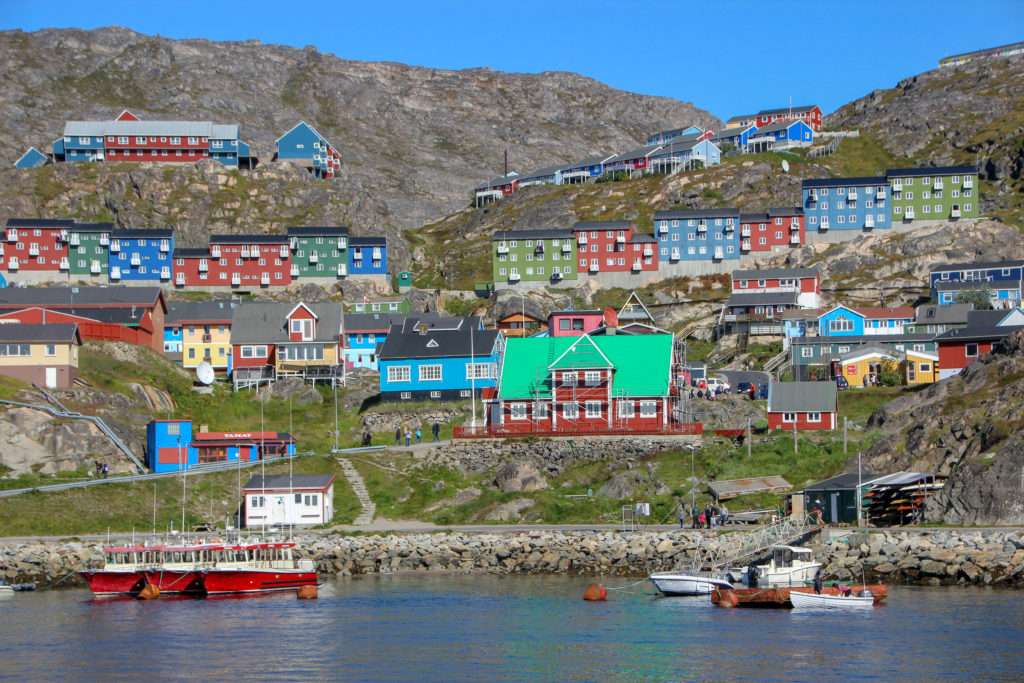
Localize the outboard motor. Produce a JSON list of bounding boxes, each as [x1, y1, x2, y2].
[[747, 563, 760, 588]]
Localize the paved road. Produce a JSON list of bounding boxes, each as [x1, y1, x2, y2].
[[718, 370, 771, 396]]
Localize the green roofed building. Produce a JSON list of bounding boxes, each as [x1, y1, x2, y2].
[[485, 333, 679, 435]]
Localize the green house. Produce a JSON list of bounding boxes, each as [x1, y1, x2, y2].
[[492, 229, 577, 286], [888, 166, 978, 223], [350, 296, 410, 313], [397, 270, 412, 292], [287, 225, 349, 278], [67, 222, 113, 278]]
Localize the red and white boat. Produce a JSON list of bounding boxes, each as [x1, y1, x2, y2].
[[78, 540, 317, 598]]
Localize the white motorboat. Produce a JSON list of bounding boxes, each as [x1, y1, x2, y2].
[[0, 581, 13, 596], [739, 545, 822, 587], [648, 570, 733, 596], [790, 590, 874, 609]]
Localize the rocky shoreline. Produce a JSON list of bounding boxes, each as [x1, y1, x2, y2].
[[3, 528, 1022, 589]]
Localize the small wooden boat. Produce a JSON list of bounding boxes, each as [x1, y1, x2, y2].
[[712, 584, 887, 609], [649, 571, 733, 596], [790, 590, 874, 608]]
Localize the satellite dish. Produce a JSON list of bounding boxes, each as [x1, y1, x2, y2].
[[603, 307, 618, 327], [781, 160, 790, 173], [196, 362, 215, 385]]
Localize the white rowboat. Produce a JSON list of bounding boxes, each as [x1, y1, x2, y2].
[[649, 571, 733, 596], [790, 590, 874, 609]]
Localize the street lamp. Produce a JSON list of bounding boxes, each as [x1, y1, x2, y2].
[[685, 444, 701, 514]]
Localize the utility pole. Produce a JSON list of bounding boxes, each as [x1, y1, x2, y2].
[[747, 418, 752, 459], [844, 416, 848, 453], [793, 421, 798, 455]]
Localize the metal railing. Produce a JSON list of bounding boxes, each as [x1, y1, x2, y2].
[[681, 512, 817, 572], [454, 422, 703, 439]]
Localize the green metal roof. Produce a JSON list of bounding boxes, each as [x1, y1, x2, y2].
[[499, 334, 673, 400]]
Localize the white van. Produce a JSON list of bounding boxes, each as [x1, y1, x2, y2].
[[704, 376, 731, 393]]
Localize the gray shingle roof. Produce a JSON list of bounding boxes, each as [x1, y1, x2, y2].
[[726, 292, 799, 307], [63, 120, 239, 138], [344, 312, 452, 333], [349, 237, 386, 247], [230, 301, 343, 345], [710, 126, 754, 140], [795, 333, 934, 345], [5, 218, 75, 228], [0, 323, 80, 343], [563, 154, 614, 169], [768, 381, 837, 413], [377, 317, 499, 360], [166, 300, 238, 325], [210, 234, 290, 244], [517, 166, 564, 182], [0, 286, 164, 308], [887, 165, 977, 178], [935, 325, 1024, 343], [573, 221, 632, 231], [914, 304, 973, 325], [933, 279, 1021, 292], [732, 267, 818, 280], [750, 120, 808, 135], [243, 474, 333, 491]]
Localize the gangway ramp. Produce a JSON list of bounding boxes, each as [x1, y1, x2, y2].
[[677, 513, 817, 572]]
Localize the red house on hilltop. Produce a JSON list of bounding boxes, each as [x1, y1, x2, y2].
[[767, 381, 837, 431], [2, 218, 72, 276]]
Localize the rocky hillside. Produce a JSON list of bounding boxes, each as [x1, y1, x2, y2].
[[854, 329, 1024, 526], [827, 54, 1024, 220], [0, 26, 719, 237]]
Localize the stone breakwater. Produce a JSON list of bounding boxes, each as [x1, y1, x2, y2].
[[3, 528, 1023, 589]]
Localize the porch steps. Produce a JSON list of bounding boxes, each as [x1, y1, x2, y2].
[[336, 457, 376, 525]]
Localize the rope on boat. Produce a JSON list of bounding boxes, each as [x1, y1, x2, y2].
[[604, 578, 656, 594], [36, 548, 100, 591]]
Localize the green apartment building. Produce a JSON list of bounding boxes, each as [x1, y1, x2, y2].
[[492, 229, 577, 287], [287, 226, 349, 279], [350, 296, 410, 313], [888, 166, 978, 223], [67, 221, 113, 278]]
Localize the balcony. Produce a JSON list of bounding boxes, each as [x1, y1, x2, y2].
[[864, 216, 875, 228], [6, 230, 16, 243], [951, 207, 961, 218], [724, 222, 734, 232], [309, 252, 318, 264], [28, 245, 39, 256], [819, 218, 829, 230], [551, 271, 563, 280], [90, 261, 101, 274], [336, 264, 347, 277], [578, 233, 589, 243], [159, 240, 169, 252], [790, 221, 800, 231], [589, 261, 599, 272], [497, 243, 509, 254], [562, 243, 571, 253], [353, 250, 362, 261], [69, 233, 80, 246], [696, 222, 707, 232], [260, 273, 271, 286], [99, 234, 109, 246], [211, 245, 220, 258], [904, 207, 915, 220], [279, 246, 289, 258], [741, 240, 751, 251], [876, 188, 886, 199], [175, 273, 185, 285], [932, 179, 943, 190], [806, 192, 817, 204], [290, 237, 298, 250], [713, 246, 724, 259], [741, 227, 751, 237], [231, 273, 241, 286], [160, 267, 171, 280], [7, 258, 17, 270], [616, 233, 626, 243], [847, 188, 858, 200], [670, 249, 680, 261], [290, 264, 299, 277], [643, 245, 653, 257], [198, 260, 208, 272], [372, 248, 382, 259], [534, 244, 544, 253], [632, 259, 642, 271], [509, 271, 520, 281], [110, 266, 121, 280], [0, 245, 4, 256], [790, 234, 800, 245], [337, 238, 347, 249], [240, 248, 250, 259], [130, 255, 141, 267], [657, 224, 667, 234], [963, 177, 973, 188], [250, 245, 260, 256], [59, 258, 69, 270], [110, 240, 121, 253]]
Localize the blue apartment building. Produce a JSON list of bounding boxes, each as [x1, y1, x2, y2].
[[108, 229, 174, 282], [802, 177, 891, 233], [654, 208, 741, 263], [348, 237, 387, 275]]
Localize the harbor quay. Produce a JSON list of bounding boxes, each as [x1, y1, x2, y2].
[[2, 527, 1023, 589]]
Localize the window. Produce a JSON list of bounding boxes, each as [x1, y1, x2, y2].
[[419, 364, 442, 382], [387, 366, 411, 382], [562, 403, 578, 419], [290, 318, 314, 340], [829, 315, 854, 332], [562, 371, 577, 387], [807, 412, 822, 423], [460, 389, 472, 398], [618, 401, 634, 418], [919, 363, 932, 373], [44, 344, 56, 357], [466, 363, 493, 380], [585, 401, 602, 418], [510, 403, 528, 420], [400, 392, 412, 400], [187, 348, 196, 359], [965, 343, 978, 357], [535, 403, 549, 419], [801, 347, 813, 358], [906, 191, 913, 200], [250, 496, 264, 508], [923, 191, 930, 200], [639, 401, 657, 417], [782, 413, 796, 423], [584, 371, 601, 386]]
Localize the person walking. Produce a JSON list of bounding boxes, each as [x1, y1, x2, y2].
[[404, 429, 412, 447], [720, 503, 729, 526], [415, 427, 422, 444], [102, 462, 109, 479], [691, 505, 700, 529], [393, 427, 401, 446], [431, 422, 440, 442]]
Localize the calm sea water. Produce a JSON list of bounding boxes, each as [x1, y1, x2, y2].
[[0, 575, 1020, 682]]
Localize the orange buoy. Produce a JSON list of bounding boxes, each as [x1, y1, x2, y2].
[[297, 585, 318, 600], [583, 583, 607, 601], [137, 583, 160, 600]]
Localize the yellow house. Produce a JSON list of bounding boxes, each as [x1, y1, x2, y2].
[[175, 302, 236, 371], [836, 344, 900, 388], [905, 349, 939, 385], [0, 323, 81, 389]]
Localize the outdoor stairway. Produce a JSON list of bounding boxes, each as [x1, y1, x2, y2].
[[336, 457, 376, 525], [682, 513, 817, 571]]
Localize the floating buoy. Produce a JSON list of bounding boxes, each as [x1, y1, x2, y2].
[[137, 583, 160, 600], [583, 583, 607, 601], [297, 585, 318, 600]]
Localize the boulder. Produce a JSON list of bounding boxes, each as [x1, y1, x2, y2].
[[483, 499, 535, 522], [493, 461, 548, 493], [596, 473, 635, 500]]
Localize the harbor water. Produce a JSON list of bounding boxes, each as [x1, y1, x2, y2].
[[0, 575, 1020, 681]]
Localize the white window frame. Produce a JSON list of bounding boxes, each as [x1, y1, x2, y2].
[[585, 401, 602, 418], [639, 401, 657, 418], [510, 403, 528, 420], [387, 365, 411, 383], [419, 364, 443, 382]]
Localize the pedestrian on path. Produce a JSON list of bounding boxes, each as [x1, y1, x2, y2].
[[393, 427, 401, 446], [405, 429, 412, 447], [415, 427, 422, 444], [102, 462, 109, 479], [431, 422, 440, 442]]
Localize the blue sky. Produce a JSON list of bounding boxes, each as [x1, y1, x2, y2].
[[3, 0, 1022, 121]]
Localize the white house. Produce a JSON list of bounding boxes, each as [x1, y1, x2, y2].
[[243, 474, 335, 528]]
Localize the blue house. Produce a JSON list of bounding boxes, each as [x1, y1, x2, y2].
[[817, 306, 914, 337], [377, 316, 502, 401], [343, 312, 451, 370], [348, 237, 387, 276], [108, 229, 174, 283], [928, 259, 1024, 290], [646, 125, 703, 146], [276, 121, 341, 179], [654, 208, 741, 264], [802, 177, 891, 233], [146, 419, 295, 473], [710, 126, 757, 151], [57, 130, 105, 162], [649, 137, 721, 173], [516, 165, 564, 189], [560, 154, 615, 184], [747, 120, 814, 151], [14, 147, 50, 169], [818, 305, 867, 337], [934, 280, 1023, 307]]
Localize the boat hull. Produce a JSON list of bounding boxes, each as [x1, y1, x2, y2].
[[200, 569, 317, 595], [78, 571, 147, 597], [649, 572, 733, 596], [142, 570, 205, 595], [790, 591, 874, 608], [713, 584, 887, 609]]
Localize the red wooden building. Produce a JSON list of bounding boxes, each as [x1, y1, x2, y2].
[[753, 105, 823, 132], [766, 381, 837, 431], [2, 218, 72, 274], [934, 325, 1022, 380], [573, 221, 658, 276], [739, 208, 805, 254], [193, 235, 293, 289]]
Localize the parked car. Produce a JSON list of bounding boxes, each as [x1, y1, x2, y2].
[[831, 375, 849, 390], [736, 381, 756, 398], [705, 376, 730, 393], [757, 383, 770, 400]]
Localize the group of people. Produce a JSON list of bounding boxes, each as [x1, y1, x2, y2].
[[93, 460, 109, 479], [687, 502, 729, 529], [689, 380, 725, 401], [389, 422, 442, 447]]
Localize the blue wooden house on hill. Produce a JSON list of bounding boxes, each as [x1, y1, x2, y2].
[[276, 121, 341, 179], [377, 316, 502, 402], [108, 229, 174, 282], [710, 126, 756, 150], [747, 120, 814, 151], [14, 147, 50, 169], [560, 154, 615, 184], [646, 125, 703, 146], [802, 177, 891, 233], [348, 237, 387, 275], [928, 259, 1024, 289]]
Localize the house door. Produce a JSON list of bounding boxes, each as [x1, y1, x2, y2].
[[829, 493, 839, 524], [489, 403, 501, 426], [270, 496, 287, 525], [45, 367, 57, 389]]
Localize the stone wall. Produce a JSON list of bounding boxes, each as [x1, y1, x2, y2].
[[5, 528, 1022, 589], [361, 408, 465, 434]]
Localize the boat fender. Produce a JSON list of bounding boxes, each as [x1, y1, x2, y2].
[[583, 583, 607, 601], [137, 583, 160, 600], [297, 585, 318, 600]]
